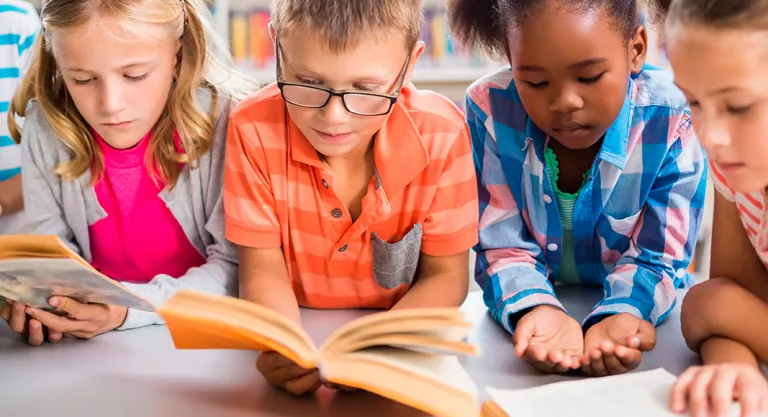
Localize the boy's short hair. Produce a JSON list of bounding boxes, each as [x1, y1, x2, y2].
[[271, 0, 423, 51]]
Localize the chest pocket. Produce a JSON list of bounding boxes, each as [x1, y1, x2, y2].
[[371, 223, 423, 290]]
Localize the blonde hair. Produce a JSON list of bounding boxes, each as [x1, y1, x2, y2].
[[9, 0, 258, 187], [270, 0, 423, 52]]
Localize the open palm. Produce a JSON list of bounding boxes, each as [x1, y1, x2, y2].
[[513, 305, 584, 373]]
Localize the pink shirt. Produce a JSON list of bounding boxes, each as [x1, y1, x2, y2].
[[89, 131, 205, 283]]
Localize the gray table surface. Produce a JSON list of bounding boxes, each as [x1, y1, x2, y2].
[[0, 287, 699, 417]]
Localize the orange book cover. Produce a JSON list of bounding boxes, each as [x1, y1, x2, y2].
[[157, 290, 481, 417]]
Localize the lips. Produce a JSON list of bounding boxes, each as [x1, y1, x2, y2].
[[552, 121, 590, 131], [314, 129, 353, 144], [103, 121, 134, 130], [715, 160, 747, 171]]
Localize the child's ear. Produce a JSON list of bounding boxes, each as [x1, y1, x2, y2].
[[629, 25, 648, 75], [268, 22, 277, 45], [403, 41, 426, 86]]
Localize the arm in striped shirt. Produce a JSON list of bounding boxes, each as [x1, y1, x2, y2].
[[585, 118, 708, 329], [467, 97, 565, 335]]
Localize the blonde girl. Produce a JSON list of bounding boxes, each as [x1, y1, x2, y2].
[[0, 0, 256, 345]]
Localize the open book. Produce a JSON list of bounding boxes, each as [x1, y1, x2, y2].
[[157, 290, 480, 417], [0, 235, 154, 312], [481, 368, 741, 417]]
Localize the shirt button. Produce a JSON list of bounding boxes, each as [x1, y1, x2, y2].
[[543, 194, 553, 204], [547, 243, 559, 251], [322, 179, 329, 189], [338, 244, 348, 252], [331, 208, 343, 218], [676, 269, 686, 278]]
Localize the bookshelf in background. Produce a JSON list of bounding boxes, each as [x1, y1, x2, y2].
[[227, 1, 504, 105]]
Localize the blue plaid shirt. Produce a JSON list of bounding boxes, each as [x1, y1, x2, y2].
[[466, 65, 708, 334]]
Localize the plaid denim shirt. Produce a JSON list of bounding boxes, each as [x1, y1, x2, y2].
[[466, 65, 708, 333]]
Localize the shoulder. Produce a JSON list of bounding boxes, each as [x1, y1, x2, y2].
[[631, 65, 689, 112], [21, 105, 71, 160], [465, 67, 519, 118], [465, 67, 532, 148], [228, 83, 286, 151], [195, 86, 234, 124], [230, 83, 283, 121], [398, 84, 471, 160], [400, 84, 466, 134], [630, 66, 697, 150]]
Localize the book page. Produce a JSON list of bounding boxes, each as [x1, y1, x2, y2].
[[0, 235, 89, 266], [322, 308, 472, 355], [320, 347, 477, 417], [487, 368, 742, 417], [0, 258, 154, 311]]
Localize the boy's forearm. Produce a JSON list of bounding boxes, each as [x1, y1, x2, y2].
[[700, 337, 760, 368], [241, 271, 301, 325], [0, 174, 23, 216], [393, 272, 469, 310]]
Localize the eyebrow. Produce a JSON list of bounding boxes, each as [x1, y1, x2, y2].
[[707, 86, 742, 96], [63, 61, 154, 72], [515, 57, 608, 72], [675, 83, 743, 97]]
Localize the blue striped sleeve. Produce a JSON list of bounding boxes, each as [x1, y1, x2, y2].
[[0, 4, 29, 14], [467, 92, 565, 335], [585, 114, 708, 328]]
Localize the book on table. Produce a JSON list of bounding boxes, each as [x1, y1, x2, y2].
[[0, 234, 154, 313], [157, 290, 481, 417], [480, 368, 742, 417]]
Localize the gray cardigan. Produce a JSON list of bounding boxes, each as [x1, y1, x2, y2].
[[19, 90, 238, 330]]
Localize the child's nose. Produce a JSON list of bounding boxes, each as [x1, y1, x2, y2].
[[100, 81, 127, 115], [549, 87, 584, 114], [320, 96, 350, 124], [697, 117, 731, 149]]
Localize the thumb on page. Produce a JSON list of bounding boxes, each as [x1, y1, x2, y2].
[[513, 316, 535, 358], [627, 319, 656, 351]]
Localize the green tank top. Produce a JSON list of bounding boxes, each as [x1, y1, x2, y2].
[[543, 145, 590, 284]]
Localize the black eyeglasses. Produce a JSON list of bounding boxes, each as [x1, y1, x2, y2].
[[275, 37, 410, 117]]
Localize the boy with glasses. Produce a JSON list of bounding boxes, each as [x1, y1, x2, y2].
[[223, 0, 479, 396]]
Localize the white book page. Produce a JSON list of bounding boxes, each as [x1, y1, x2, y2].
[[487, 368, 741, 417], [0, 258, 154, 311], [339, 347, 478, 397]]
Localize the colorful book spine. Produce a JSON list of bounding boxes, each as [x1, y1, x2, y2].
[[230, 11, 249, 66], [228, 6, 494, 71]]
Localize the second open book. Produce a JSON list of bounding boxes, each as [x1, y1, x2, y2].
[[157, 291, 480, 417], [481, 368, 743, 417]]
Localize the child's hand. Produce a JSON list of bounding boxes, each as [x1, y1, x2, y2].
[[23, 297, 127, 340], [671, 364, 768, 417], [582, 313, 655, 376], [256, 351, 323, 396], [0, 300, 64, 346], [513, 305, 584, 373]]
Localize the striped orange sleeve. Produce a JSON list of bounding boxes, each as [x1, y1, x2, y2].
[[223, 117, 282, 248], [421, 124, 479, 256]]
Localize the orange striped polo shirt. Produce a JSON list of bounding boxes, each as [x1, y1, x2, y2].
[[224, 83, 479, 309], [710, 162, 768, 268]]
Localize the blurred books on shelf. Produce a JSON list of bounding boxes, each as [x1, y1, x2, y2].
[[229, 5, 504, 83]]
